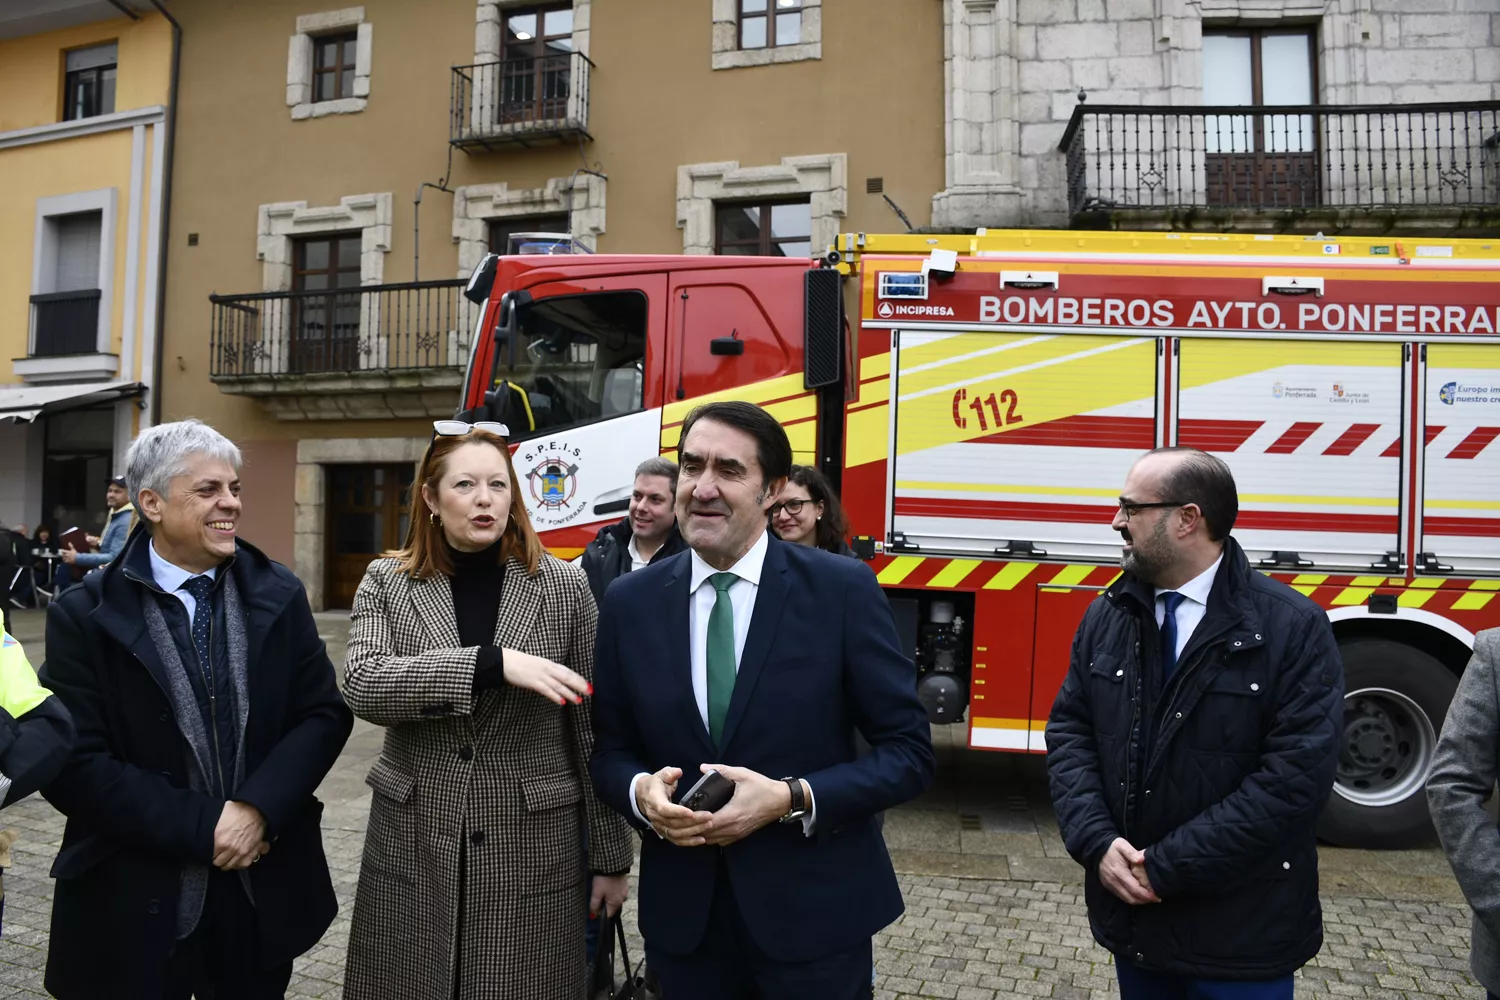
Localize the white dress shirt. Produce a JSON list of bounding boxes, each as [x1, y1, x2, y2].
[[629, 529, 815, 835], [149, 540, 218, 620], [626, 533, 652, 574], [1153, 552, 1223, 660]]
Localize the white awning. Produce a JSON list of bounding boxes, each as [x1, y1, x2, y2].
[[0, 380, 144, 422]]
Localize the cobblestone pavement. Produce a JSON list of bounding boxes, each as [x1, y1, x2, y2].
[[0, 609, 1482, 999]]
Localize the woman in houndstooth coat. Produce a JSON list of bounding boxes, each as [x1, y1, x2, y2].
[[342, 426, 634, 1000]]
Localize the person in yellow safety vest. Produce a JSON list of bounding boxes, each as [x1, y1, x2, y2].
[[0, 632, 74, 930]]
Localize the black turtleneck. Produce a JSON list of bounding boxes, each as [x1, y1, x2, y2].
[[449, 540, 508, 689]]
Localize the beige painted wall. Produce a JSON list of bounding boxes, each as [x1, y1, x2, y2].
[[160, 0, 945, 564]]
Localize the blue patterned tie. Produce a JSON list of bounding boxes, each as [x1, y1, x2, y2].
[[182, 575, 215, 670], [1160, 592, 1186, 680]]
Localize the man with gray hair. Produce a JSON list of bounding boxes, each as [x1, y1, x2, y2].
[[581, 456, 686, 607], [38, 418, 353, 1000]]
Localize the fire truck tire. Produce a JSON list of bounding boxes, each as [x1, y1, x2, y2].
[[1316, 638, 1458, 850]]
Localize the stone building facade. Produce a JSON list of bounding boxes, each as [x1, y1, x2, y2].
[[935, 0, 1500, 231]]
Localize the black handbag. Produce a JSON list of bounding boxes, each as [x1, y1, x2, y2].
[[590, 910, 646, 1000]]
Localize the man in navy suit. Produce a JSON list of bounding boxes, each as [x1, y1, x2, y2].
[[590, 400, 935, 999]]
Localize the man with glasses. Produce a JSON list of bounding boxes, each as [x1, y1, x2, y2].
[[1046, 447, 1342, 1000]]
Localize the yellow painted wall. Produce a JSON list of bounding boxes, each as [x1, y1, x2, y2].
[[0, 14, 172, 131], [0, 12, 171, 386]]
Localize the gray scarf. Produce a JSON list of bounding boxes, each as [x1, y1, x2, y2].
[[141, 570, 253, 939]]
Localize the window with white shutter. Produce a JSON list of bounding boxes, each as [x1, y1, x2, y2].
[[53, 213, 102, 293]]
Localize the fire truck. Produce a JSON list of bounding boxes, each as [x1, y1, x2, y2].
[[456, 229, 1500, 849]]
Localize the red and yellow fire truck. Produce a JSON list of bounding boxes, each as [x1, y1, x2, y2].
[[457, 229, 1500, 848]]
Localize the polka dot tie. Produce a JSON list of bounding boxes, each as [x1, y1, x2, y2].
[[181, 575, 215, 670]]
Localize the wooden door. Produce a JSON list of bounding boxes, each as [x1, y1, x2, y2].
[[292, 235, 362, 374], [1203, 29, 1319, 209], [325, 463, 415, 609]]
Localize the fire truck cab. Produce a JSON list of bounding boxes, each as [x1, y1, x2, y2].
[[457, 229, 1500, 849]]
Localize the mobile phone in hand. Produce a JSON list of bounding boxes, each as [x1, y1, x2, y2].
[[677, 768, 736, 812]]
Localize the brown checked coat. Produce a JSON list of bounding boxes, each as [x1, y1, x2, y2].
[[342, 553, 633, 1000]]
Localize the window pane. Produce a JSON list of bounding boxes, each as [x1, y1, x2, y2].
[[507, 13, 538, 41], [544, 9, 573, 37], [315, 71, 336, 102], [493, 292, 650, 436], [318, 39, 339, 68], [772, 241, 811, 259], [742, 0, 768, 11], [300, 273, 329, 291], [741, 15, 767, 48], [302, 240, 329, 270], [342, 67, 355, 97], [338, 236, 363, 264], [769, 202, 810, 240], [1203, 34, 1253, 154], [775, 11, 801, 46], [1261, 29, 1314, 150], [718, 206, 761, 247], [718, 245, 762, 256], [344, 38, 358, 65], [546, 35, 574, 54], [99, 66, 116, 115]]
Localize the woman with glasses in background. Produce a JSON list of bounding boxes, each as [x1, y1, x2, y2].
[[342, 420, 632, 1000], [770, 463, 856, 557]]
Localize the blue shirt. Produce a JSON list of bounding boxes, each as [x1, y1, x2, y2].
[[148, 541, 218, 620]]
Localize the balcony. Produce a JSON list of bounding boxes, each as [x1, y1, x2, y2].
[[209, 279, 474, 421], [1059, 101, 1500, 235], [13, 290, 118, 384], [450, 51, 592, 151]]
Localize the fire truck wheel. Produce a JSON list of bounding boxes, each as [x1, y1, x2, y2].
[[1316, 638, 1458, 850]]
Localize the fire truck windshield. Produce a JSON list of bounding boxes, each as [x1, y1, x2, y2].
[[490, 289, 647, 438]]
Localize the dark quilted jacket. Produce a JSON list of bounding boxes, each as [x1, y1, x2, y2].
[[1046, 536, 1343, 979]]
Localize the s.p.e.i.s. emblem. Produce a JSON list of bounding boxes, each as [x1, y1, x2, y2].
[[522, 441, 586, 525]]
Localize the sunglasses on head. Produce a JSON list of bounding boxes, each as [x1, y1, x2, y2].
[[432, 419, 510, 438]]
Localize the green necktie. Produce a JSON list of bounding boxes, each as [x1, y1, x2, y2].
[[706, 572, 738, 747]]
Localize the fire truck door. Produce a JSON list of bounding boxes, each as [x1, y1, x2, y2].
[[889, 329, 1158, 559], [1176, 339, 1404, 569], [1421, 345, 1500, 574]]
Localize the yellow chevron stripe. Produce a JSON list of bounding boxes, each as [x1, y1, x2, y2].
[[860, 352, 891, 382], [1351, 576, 1389, 586], [858, 376, 890, 406], [1293, 574, 1330, 585], [877, 557, 925, 585], [1291, 587, 1318, 597], [1469, 580, 1500, 591], [928, 559, 982, 588], [846, 402, 889, 468], [1048, 565, 1095, 587], [1398, 589, 1437, 608], [1331, 587, 1377, 606], [1454, 592, 1496, 611], [984, 562, 1037, 590], [1403, 578, 1447, 588], [660, 372, 808, 425]]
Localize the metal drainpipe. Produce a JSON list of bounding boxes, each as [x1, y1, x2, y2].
[[145, 0, 181, 426]]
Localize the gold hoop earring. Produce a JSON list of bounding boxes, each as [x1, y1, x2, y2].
[[429, 512, 440, 526]]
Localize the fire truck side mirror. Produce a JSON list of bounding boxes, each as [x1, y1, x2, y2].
[[465, 253, 499, 305], [803, 267, 844, 389]]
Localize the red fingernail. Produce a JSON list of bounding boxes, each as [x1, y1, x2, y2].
[[586, 683, 594, 695]]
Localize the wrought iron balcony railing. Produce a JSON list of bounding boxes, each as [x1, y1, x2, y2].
[[1059, 100, 1500, 227], [30, 289, 101, 356], [450, 51, 593, 150], [209, 280, 471, 379]]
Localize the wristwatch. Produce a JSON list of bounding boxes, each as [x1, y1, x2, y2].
[[778, 777, 807, 824]]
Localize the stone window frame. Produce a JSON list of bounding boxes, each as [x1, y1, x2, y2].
[[253, 193, 393, 374], [15, 188, 119, 382], [676, 154, 846, 256], [287, 7, 373, 120], [451, 175, 606, 279], [295, 436, 426, 611], [475, 0, 591, 65], [711, 0, 821, 71]]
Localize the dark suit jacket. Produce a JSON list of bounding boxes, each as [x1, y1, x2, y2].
[[38, 527, 353, 999], [590, 534, 935, 963]]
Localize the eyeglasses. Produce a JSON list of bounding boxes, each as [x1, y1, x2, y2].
[[769, 499, 809, 517], [1117, 500, 1192, 520], [433, 419, 510, 438]]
